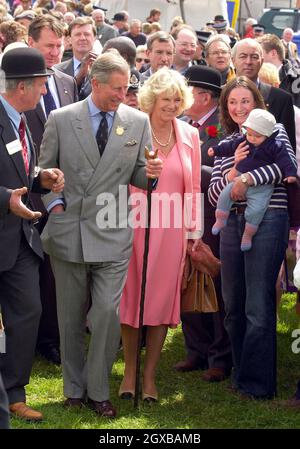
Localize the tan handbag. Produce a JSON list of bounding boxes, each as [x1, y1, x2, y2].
[[181, 256, 219, 313]]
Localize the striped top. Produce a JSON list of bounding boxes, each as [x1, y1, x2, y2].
[[208, 123, 297, 209]]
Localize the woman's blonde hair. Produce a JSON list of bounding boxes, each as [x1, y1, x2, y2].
[[258, 62, 280, 88], [138, 67, 194, 116]]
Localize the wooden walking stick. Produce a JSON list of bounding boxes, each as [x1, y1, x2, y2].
[[134, 147, 158, 409]]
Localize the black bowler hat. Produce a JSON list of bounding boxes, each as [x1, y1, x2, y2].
[[196, 30, 213, 45], [112, 12, 126, 21], [252, 23, 265, 33], [214, 15, 225, 22], [128, 68, 140, 91], [185, 65, 222, 95], [2, 47, 54, 79], [92, 5, 107, 12]]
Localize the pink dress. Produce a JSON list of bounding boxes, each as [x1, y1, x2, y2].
[[120, 143, 185, 328]]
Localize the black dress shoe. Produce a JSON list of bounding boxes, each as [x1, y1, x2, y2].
[[38, 345, 61, 365], [87, 398, 117, 418]]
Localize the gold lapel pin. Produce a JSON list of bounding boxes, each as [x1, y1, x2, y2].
[[116, 126, 125, 136]]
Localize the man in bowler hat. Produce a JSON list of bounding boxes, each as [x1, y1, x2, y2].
[[175, 65, 232, 381], [0, 47, 64, 422]]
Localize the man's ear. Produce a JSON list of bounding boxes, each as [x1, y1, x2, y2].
[[27, 36, 34, 47]]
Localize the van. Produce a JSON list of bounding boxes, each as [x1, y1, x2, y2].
[[259, 8, 300, 37]]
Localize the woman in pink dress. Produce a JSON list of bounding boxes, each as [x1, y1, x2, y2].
[[119, 67, 202, 402]]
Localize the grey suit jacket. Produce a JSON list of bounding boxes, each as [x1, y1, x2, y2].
[[39, 100, 152, 263], [97, 24, 118, 46], [54, 58, 74, 78]]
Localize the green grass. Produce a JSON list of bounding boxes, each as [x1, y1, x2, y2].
[[11, 293, 300, 429]]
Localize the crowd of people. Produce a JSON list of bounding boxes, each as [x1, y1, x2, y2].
[[0, 0, 299, 429]]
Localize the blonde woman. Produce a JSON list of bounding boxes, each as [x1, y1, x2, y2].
[[119, 68, 201, 402]]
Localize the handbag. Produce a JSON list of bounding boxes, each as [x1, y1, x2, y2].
[[186, 239, 221, 278], [181, 256, 219, 313]]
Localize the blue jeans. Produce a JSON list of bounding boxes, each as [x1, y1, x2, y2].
[[220, 208, 289, 398], [217, 182, 274, 226]]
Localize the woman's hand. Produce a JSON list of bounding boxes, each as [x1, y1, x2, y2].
[[227, 140, 249, 182], [189, 238, 201, 253]]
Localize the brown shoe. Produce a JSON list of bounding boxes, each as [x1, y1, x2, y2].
[[202, 367, 226, 382], [63, 398, 85, 408], [9, 402, 43, 422], [174, 359, 205, 372], [87, 398, 117, 418], [280, 396, 300, 408]]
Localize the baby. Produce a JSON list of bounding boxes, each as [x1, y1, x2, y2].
[[208, 109, 297, 251]]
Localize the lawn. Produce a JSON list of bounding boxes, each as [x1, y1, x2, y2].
[[10, 293, 300, 429]]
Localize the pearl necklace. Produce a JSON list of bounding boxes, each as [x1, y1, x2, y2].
[[151, 125, 173, 147]]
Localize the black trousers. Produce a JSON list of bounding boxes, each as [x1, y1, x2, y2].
[[180, 215, 232, 371], [0, 236, 41, 404]]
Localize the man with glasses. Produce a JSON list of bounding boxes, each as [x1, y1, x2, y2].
[[172, 25, 197, 75], [140, 31, 175, 83], [205, 35, 235, 85]]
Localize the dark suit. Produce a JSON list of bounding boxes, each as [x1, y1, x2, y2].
[[0, 101, 47, 404], [180, 110, 232, 372], [259, 82, 296, 152], [25, 68, 78, 356]]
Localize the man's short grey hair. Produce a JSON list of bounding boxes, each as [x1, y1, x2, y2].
[[5, 78, 34, 91], [231, 38, 263, 59], [90, 52, 130, 83], [205, 34, 231, 56]]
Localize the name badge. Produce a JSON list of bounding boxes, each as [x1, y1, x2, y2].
[[6, 139, 22, 155]]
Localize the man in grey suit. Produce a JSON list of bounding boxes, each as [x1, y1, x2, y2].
[[39, 52, 162, 418], [91, 8, 118, 46], [25, 15, 78, 365]]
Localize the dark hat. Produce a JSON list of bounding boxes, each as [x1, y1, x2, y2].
[[112, 12, 126, 21], [229, 37, 237, 48], [252, 24, 265, 33], [185, 65, 222, 95], [128, 68, 140, 91], [15, 10, 37, 21], [92, 5, 107, 12], [212, 20, 227, 31], [196, 30, 213, 45], [2, 47, 54, 79], [214, 15, 225, 22]]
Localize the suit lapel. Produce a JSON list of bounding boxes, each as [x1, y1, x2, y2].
[[71, 99, 100, 169], [36, 102, 46, 126], [0, 103, 29, 186], [53, 70, 73, 107]]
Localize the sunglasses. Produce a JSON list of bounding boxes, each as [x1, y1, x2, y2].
[[136, 57, 150, 64]]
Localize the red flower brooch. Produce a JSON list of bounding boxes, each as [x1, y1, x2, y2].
[[205, 124, 223, 138]]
